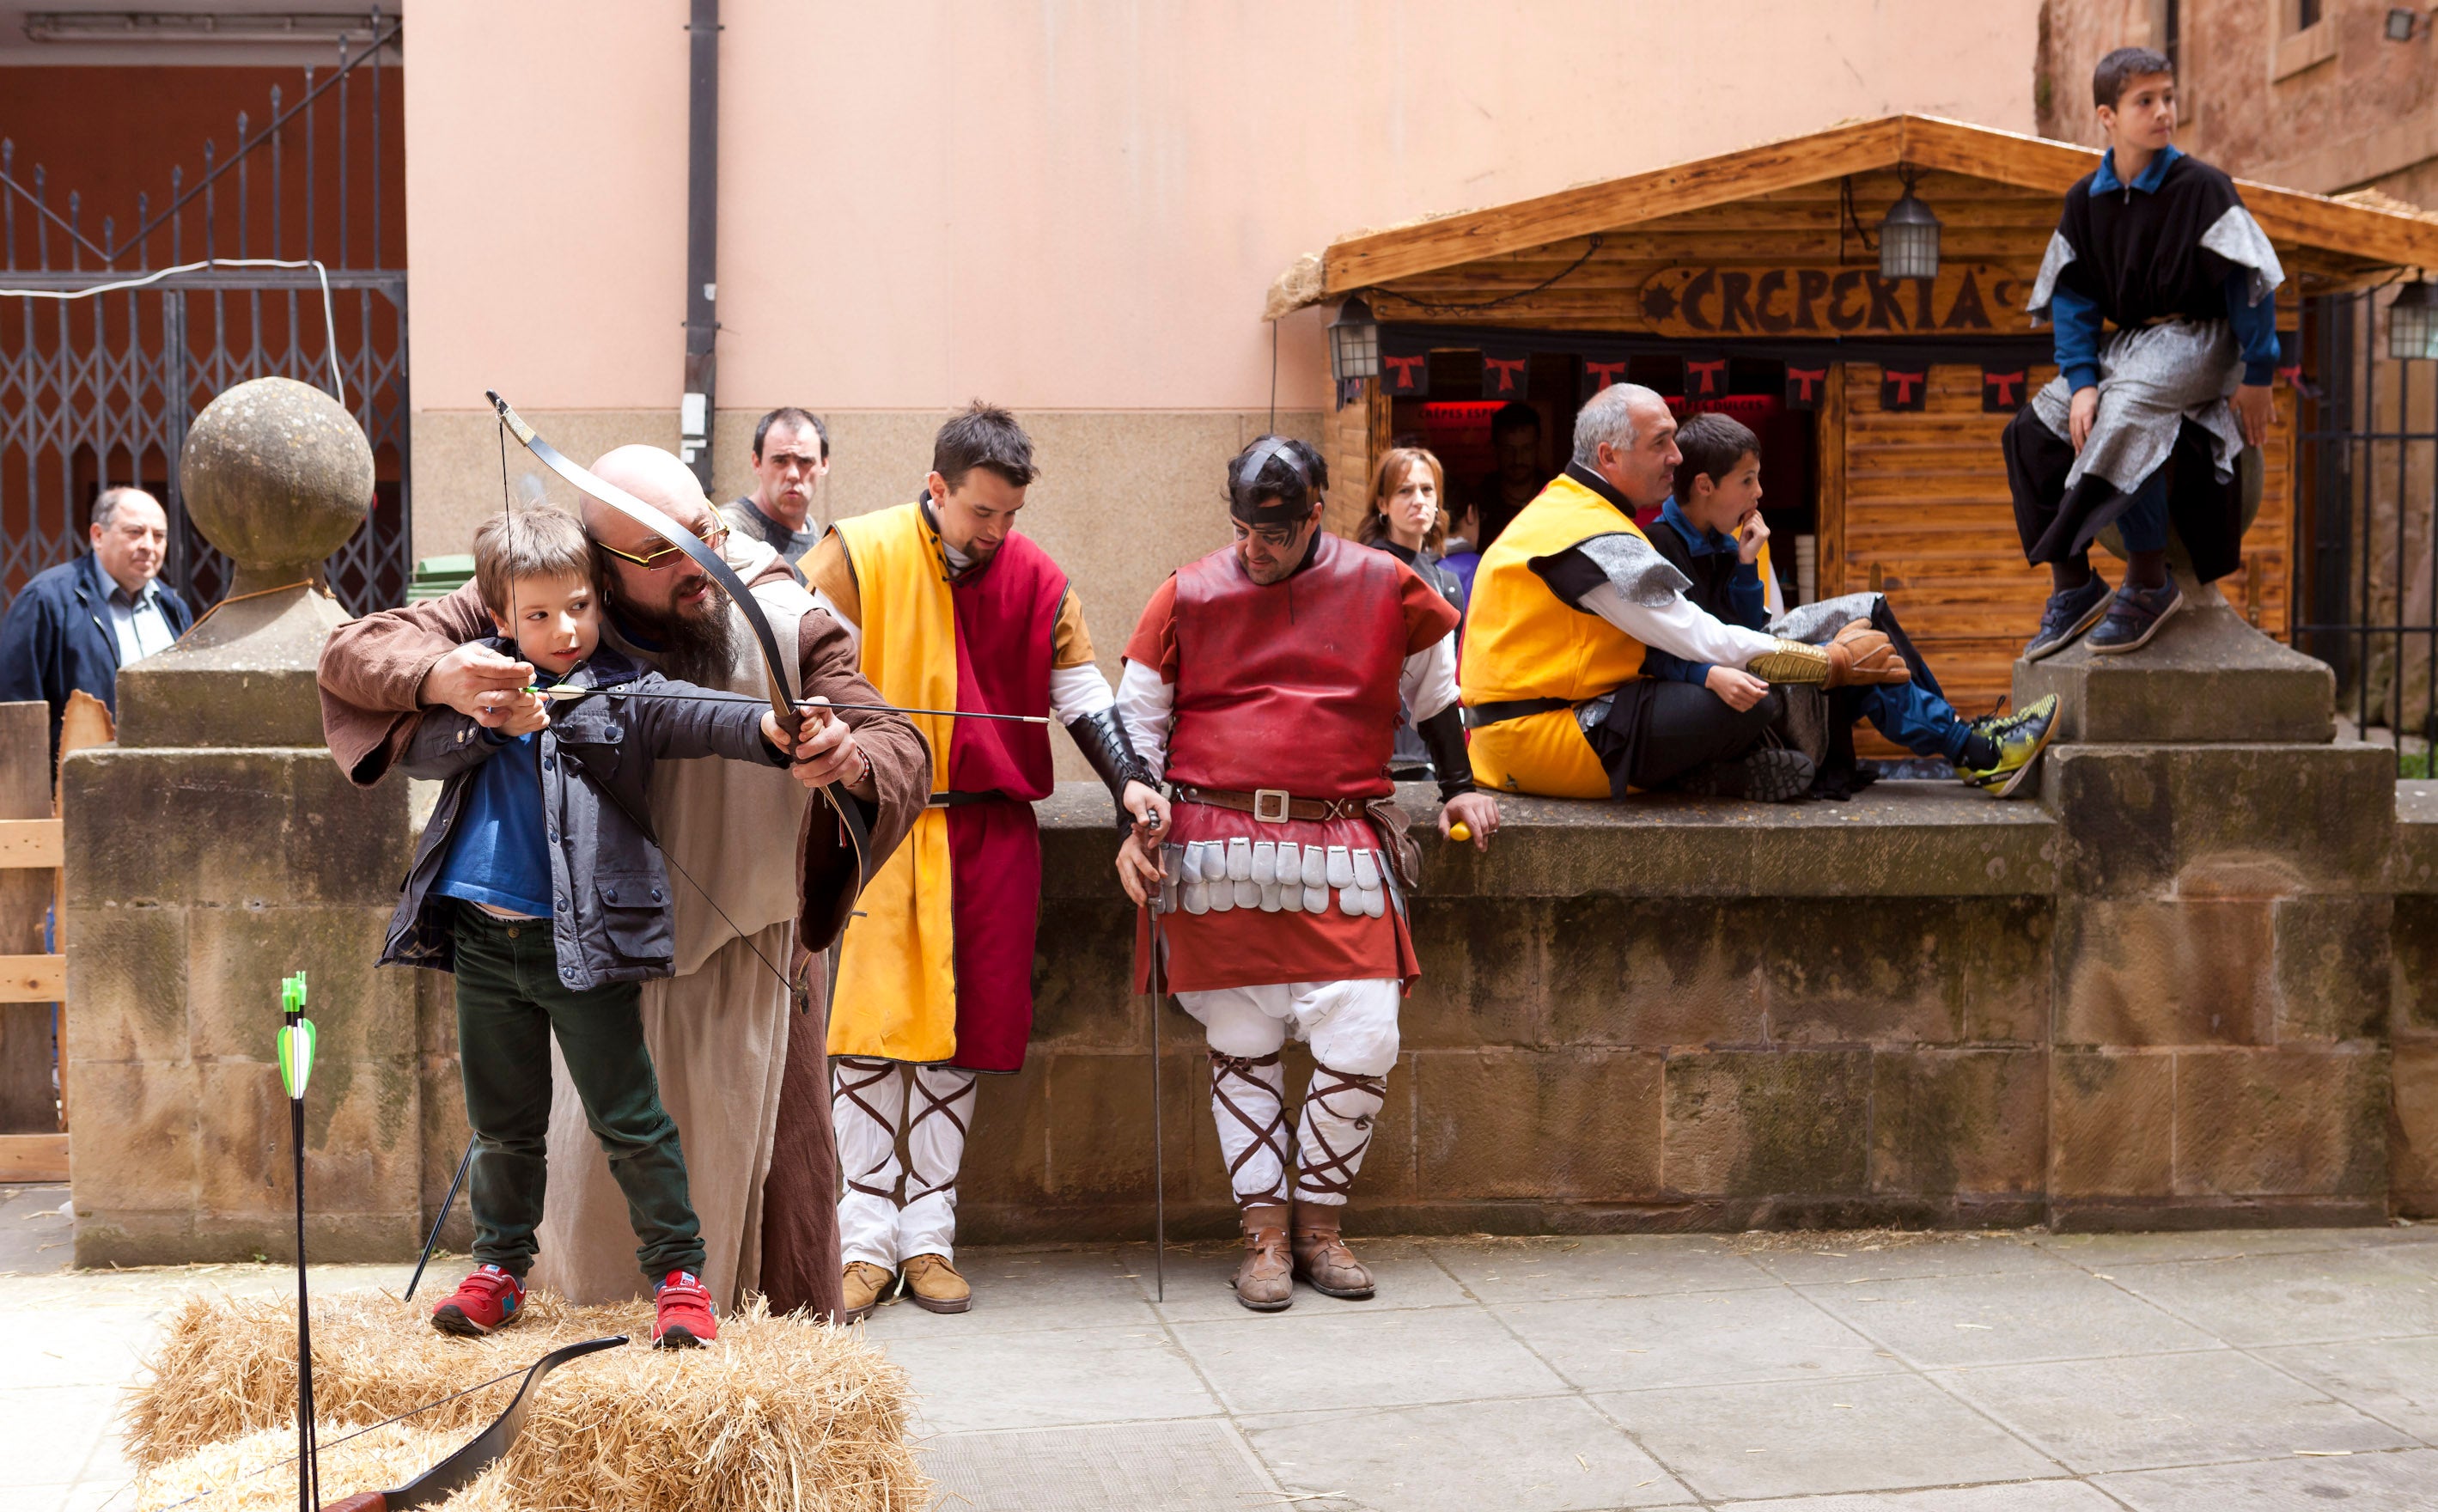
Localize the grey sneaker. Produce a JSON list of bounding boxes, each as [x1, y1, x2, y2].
[[2086, 581, 2185, 655], [2024, 575, 2113, 661]]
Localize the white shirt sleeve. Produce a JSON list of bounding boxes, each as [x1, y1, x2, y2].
[[1116, 660, 1174, 777], [1399, 631, 1460, 725], [1049, 662, 1116, 723], [1579, 582, 1780, 668]]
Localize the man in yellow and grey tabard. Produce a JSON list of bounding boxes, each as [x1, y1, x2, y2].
[[1460, 383, 1912, 802]]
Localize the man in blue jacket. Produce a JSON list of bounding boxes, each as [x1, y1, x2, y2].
[[0, 487, 192, 760]]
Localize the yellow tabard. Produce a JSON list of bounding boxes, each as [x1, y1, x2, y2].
[[1458, 472, 1653, 800], [825, 503, 960, 1063]]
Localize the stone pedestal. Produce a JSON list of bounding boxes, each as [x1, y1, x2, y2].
[[2019, 582, 2395, 1229], [63, 377, 418, 1265]]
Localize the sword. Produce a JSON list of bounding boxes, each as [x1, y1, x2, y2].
[[1145, 899, 1168, 1304]]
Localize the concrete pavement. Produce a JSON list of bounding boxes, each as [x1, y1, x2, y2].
[[11, 1192, 2438, 1509]]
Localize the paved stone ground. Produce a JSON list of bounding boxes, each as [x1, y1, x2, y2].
[[11, 1192, 2438, 1510]]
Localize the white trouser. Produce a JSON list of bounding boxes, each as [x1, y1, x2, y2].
[[831, 1057, 978, 1268], [1178, 979, 1399, 1209]]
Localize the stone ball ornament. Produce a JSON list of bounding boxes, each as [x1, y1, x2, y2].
[[178, 376, 374, 591]]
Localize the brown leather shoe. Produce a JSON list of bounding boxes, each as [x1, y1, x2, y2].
[[899, 1253, 973, 1314], [841, 1260, 895, 1323], [1232, 1203, 1294, 1312], [1291, 1205, 1375, 1300]]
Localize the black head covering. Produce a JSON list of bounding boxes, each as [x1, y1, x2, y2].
[[1228, 436, 1317, 527]]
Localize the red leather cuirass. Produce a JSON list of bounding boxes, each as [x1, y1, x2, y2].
[[1167, 532, 1409, 800]]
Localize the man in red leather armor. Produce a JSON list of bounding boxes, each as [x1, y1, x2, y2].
[[1114, 437, 1500, 1312]]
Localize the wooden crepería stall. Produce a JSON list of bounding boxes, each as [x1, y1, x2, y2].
[[1279, 114, 2438, 729]]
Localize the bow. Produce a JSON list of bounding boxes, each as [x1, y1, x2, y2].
[[315, 1336, 627, 1511], [485, 390, 875, 893]]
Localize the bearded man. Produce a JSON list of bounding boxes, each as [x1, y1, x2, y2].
[[318, 444, 929, 1318]]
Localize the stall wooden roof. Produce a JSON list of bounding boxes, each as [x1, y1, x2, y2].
[[1267, 114, 2438, 330]]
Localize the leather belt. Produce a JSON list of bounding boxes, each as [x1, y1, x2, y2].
[[926, 790, 1008, 808], [1462, 697, 1571, 730], [1172, 785, 1367, 823]]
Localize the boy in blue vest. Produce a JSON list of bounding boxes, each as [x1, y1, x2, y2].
[[381, 506, 801, 1347]]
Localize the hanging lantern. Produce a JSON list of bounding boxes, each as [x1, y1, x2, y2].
[[2389, 278, 2438, 362], [1877, 168, 1942, 283], [1327, 296, 1380, 384]]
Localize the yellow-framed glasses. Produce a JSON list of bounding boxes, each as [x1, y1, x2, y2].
[[597, 521, 730, 571]]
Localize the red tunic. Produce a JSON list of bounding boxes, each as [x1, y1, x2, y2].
[[1125, 533, 1458, 993], [943, 532, 1064, 1072]]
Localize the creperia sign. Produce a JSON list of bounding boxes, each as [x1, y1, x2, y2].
[[1637, 264, 2036, 338]]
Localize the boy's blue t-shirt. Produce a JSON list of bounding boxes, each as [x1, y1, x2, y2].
[[432, 688, 556, 919]]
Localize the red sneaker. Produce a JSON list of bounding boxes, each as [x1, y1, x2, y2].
[[431, 1264, 526, 1337], [653, 1269, 717, 1349]]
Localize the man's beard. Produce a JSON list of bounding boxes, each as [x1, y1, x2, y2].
[[602, 568, 741, 686]]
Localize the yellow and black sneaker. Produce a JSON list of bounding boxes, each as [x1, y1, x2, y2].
[[1956, 693, 2059, 799]]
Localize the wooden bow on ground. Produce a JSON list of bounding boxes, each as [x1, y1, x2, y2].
[[315, 1336, 626, 1512]]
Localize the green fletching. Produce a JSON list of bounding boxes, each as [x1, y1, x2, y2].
[[278, 1018, 316, 1100]]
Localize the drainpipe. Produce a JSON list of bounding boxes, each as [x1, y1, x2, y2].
[[680, 0, 719, 491]]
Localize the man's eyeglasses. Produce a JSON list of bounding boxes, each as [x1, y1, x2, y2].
[[597, 521, 730, 571]]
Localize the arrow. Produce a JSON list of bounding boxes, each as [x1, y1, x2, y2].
[[521, 684, 1051, 724]]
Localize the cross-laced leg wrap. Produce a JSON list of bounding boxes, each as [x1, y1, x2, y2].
[[1293, 1063, 1387, 1206], [1209, 1049, 1291, 1209], [903, 1066, 978, 1204], [832, 1056, 905, 1202]]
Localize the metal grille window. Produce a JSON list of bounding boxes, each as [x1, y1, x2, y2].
[[0, 15, 408, 614], [2296, 289, 2438, 748]]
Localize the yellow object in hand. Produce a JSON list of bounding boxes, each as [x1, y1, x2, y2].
[[1448, 821, 1473, 844]]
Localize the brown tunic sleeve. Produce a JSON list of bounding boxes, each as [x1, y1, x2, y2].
[[793, 605, 929, 952], [315, 581, 494, 787]]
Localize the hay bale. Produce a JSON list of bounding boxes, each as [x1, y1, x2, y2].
[[126, 1290, 928, 1512], [135, 1421, 515, 1512]]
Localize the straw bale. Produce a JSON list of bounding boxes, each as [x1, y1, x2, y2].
[[135, 1422, 515, 1512], [125, 1290, 928, 1512]]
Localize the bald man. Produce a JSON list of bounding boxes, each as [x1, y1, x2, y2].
[[318, 446, 929, 1318]]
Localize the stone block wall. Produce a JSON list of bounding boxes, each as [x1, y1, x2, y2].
[[63, 747, 418, 1265]]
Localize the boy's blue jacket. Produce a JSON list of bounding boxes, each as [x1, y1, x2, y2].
[[380, 639, 785, 989]]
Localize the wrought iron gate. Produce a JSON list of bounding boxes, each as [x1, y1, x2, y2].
[[2295, 289, 2438, 743], [0, 15, 408, 614]]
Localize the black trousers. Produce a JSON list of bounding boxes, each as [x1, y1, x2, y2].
[[450, 902, 705, 1283], [1584, 679, 1782, 796], [2001, 407, 2245, 584]]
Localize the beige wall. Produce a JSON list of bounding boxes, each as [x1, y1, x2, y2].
[[403, 0, 2040, 759]]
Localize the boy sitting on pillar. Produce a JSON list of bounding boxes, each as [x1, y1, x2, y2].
[[2005, 45, 2283, 659], [1646, 413, 2059, 798]]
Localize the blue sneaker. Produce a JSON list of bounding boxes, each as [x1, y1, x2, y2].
[[2023, 575, 2112, 661], [2086, 580, 2185, 655]]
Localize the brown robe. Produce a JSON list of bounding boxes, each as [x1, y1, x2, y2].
[[317, 558, 928, 1319]]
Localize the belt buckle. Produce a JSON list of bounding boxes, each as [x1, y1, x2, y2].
[[1252, 789, 1292, 824]]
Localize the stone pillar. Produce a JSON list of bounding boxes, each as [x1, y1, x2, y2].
[[2021, 582, 2395, 1228], [63, 377, 418, 1265]]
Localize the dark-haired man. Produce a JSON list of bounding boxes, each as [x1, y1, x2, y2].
[[1472, 400, 1547, 552], [721, 407, 831, 572], [2004, 45, 2283, 658], [1113, 436, 1499, 1313], [804, 402, 1163, 1320]]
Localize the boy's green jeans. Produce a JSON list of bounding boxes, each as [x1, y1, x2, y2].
[[450, 902, 705, 1283]]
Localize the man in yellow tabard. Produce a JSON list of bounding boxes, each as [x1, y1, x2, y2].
[[1461, 384, 1910, 801], [800, 404, 1160, 1320]]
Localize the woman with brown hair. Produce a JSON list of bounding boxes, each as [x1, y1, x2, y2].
[[1359, 447, 1466, 779]]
